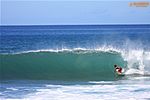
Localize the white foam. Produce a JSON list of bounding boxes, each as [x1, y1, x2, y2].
[[88, 81, 113, 84], [121, 49, 150, 75], [45, 84, 62, 87], [129, 77, 150, 80], [22, 83, 150, 100], [2, 80, 150, 100], [7, 88, 19, 91]]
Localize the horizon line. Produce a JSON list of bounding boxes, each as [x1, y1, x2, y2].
[[1, 23, 150, 26]]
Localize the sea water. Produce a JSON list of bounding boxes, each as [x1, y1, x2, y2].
[[1, 25, 150, 99]]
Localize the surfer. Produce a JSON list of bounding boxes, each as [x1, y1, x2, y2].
[[114, 65, 122, 74]]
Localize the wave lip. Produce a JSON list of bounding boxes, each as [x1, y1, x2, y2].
[[1, 46, 123, 55]]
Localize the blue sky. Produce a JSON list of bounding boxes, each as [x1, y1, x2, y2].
[[1, 0, 150, 25]]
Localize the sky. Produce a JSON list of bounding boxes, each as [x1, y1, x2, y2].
[[1, 0, 150, 25]]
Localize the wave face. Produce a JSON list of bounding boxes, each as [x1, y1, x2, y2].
[[1, 49, 150, 80], [1, 50, 127, 80]]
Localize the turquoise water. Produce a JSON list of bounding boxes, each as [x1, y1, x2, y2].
[[1, 25, 150, 99], [1, 50, 126, 80]]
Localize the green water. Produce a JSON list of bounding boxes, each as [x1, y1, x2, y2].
[[1, 50, 127, 80]]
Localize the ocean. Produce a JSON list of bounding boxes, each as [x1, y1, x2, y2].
[[1, 25, 150, 99]]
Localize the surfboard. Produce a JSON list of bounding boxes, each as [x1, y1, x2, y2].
[[116, 73, 125, 76]]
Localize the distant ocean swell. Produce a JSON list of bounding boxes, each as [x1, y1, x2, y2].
[[1, 49, 150, 80]]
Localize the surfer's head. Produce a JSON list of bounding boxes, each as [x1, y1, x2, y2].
[[114, 65, 117, 67]]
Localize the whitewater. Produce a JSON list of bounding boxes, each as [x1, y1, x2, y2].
[[1, 25, 150, 99]]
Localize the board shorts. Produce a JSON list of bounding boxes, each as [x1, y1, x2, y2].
[[118, 68, 122, 72]]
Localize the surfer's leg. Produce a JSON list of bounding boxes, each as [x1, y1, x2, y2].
[[118, 70, 121, 74], [117, 71, 121, 74]]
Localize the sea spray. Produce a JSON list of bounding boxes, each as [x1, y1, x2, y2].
[[121, 49, 150, 75]]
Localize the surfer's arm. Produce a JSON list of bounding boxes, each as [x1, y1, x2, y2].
[[114, 68, 116, 72], [114, 67, 119, 72]]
